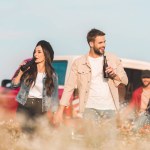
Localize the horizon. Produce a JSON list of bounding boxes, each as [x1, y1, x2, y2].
[[0, 0, 150, 82]]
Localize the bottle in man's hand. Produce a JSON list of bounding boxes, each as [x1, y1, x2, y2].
[[103, 55, 109, 78]]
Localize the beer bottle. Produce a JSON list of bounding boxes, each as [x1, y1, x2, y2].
[[103, 55, 109, 78]]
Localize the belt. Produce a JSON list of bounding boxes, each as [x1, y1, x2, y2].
[[26, 98, 42, 104]]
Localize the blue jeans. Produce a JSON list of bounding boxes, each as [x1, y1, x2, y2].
[[132, 112, 150, 132], [83, 108, 115, 124]]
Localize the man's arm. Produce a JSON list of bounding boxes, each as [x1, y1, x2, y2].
[[54, 59, 78, 124], [110, 57, 128, 86]]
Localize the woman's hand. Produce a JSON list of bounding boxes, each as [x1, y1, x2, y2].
[[11, 60, 28, 85]]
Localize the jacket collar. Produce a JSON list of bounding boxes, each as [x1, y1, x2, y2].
[[81, 53, 91, 67], [82, 51, 110, 67]]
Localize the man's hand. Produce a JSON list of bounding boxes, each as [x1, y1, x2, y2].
[[106, 66, 116, 78], [106, 66, 121, 81], [52, 105, 65, 125]]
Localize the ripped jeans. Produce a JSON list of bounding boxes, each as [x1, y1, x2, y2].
[[132, 112, 150, 132]]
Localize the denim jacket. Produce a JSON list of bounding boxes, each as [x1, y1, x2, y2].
[[12, 73, 59, 112]]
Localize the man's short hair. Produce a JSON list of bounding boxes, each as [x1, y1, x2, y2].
[[141, 70, 150, 78], [87, 28, 105, 44]]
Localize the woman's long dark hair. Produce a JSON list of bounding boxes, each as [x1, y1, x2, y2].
[[21, 40, 55, 96]]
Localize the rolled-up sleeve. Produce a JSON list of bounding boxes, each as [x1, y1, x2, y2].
[[60, 60, 78, 106], [113, 58, 128, 87]]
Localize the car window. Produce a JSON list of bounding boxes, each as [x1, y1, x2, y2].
[[52, 60, 68, 85]]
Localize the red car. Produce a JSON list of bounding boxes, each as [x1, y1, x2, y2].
[[0, 56, 150, 120]]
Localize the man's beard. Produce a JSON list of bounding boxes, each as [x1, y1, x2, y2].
[[143, 81, 150, 87], [93, 47, 105, 56]]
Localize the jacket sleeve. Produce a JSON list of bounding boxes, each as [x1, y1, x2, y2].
[[11, 58, 32, 88], [128, 88, 142, 112], [113, 57, 128, 87], [128, 91, 137, 110], [11, 81, 21, 88], [50, 73, 59, 112], [60, 60, 78, 106], [11, 68, 21, 88]]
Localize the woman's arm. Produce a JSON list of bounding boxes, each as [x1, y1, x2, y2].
[[11, 59, 29, 87]]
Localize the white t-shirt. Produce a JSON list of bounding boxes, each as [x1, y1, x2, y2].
[[28, 72, 46, 98], [86, 56, 115, 110]]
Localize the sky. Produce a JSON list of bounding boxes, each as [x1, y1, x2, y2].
[[0, 0, 150, 83]]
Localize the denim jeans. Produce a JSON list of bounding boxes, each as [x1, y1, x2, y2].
[[83, 108, 115, 124], [132, 112, 150, 132]]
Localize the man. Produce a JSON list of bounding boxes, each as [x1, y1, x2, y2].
[[122, 70, 150, 131], [55, 28, 128, 124]]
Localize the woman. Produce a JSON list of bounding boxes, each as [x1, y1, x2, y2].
[[12, 40, 59, 121]]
